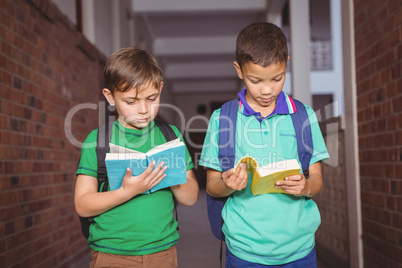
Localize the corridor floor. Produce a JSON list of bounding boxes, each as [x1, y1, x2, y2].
[[176, 190, 225, 268]]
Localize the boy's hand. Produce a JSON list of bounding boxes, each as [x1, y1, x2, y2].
[[221, 163, 248, 191], [120, 161, 167, 197], [274, 173, 309, 196]]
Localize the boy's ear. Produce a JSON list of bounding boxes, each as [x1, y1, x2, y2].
[[102, 88, 115, 106], [159, 81, 164, 92], [233, 61, 244, 80]]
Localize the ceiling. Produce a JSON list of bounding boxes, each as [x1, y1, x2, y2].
[[131, 0, 286, 94]]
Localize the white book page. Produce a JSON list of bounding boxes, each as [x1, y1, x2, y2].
[[109, 143, 141, 154], [257, 159, 300, 177], [147, 138, 183, 155], [105, 152, 147, 160], [107, 138, 183, 160]]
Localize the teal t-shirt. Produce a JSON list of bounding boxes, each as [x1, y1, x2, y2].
[[77, 120, 194, 255], [199, 91, 329, 265]]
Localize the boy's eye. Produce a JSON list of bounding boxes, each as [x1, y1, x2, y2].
[[250, 80, 260, 84], [148, 98, 156, 101]]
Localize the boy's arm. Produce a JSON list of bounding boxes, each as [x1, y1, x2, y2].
[[75, 162, 166, 217], [206, 163, 248, 198], [170, 169, 199, 206], [274, 161, 323, 197], [75, 174, 131, 217]]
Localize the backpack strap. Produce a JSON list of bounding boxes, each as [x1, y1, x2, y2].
[[154, 120, 180, 229], [96, 121, 114, 192], [155, 120, 177, 142], [218, 99, 239, 172], [290, 99, 313, 179]]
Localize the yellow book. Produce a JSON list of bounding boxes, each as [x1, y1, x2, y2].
[[234, 157, 301, 196]]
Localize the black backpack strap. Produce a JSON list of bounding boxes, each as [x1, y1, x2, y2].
[[154, 120, 177, 142], [154, 120, 180, 229], [96, 121, 113, 192]]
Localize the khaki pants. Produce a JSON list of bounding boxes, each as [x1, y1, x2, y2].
[[90, 246, 178, 268]]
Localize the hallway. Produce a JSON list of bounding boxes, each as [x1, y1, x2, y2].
[[176, 190, 225, 267]]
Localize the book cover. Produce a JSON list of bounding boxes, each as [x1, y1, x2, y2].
[[234, 156, 301, 196], [105, 138, 187, 194]]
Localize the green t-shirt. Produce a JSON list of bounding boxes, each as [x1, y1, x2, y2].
[[199, 93, 329, 265], [77, 120, 194, 255]]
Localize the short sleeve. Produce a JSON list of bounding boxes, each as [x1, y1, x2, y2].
[[76, 129, 99, 178], [199, 109, 222, 171]]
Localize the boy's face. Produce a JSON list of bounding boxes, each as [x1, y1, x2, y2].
[[103, 82, 163, 130], [234, 61, 287, 116]]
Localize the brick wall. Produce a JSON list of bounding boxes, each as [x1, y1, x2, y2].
[[0, 0, 106, 267], [354, 0, 402, 267], [315, 117, 349, 268]]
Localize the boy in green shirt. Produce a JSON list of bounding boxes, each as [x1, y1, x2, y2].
[[200, 23, 329, 267], [75, 47, 199, 268]]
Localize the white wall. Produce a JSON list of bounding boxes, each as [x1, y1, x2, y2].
[[94, 0, 112, 56], [94, 0, 135, 57], [283, 0, 344, 116], [52, 0, 133, 57]]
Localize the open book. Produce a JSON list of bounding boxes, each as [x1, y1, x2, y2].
[[105, 138, 187, 194], [234, 157, 301, 196]]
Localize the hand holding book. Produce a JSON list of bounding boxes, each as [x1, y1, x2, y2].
[[233, 157, 301, 196], [273, 172, 307, 196], [119, 162, 168, 197], [221, 162, 249, 192]]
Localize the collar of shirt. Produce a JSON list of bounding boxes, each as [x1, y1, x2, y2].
[[237, 88, 297, 122]]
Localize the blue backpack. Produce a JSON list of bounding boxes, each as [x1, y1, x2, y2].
[[206, 98, 313, 241]]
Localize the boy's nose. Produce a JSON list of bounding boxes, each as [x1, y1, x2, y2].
[[261, 84, 272, 95], [138, 102, 148, 114]]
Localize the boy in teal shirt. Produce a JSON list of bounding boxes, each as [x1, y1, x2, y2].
[[200, 23, 329, 267], [75, 47, 199, 268]]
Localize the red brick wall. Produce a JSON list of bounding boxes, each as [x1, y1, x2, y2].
[[0, 0, 106, 266], [354, 0, 402, 267]]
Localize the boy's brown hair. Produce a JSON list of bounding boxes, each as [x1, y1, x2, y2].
[[104, 47, 163, 95], [236, 22, 288, 68]]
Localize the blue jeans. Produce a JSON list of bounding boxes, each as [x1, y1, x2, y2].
[[226, 245, 317, 268]]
